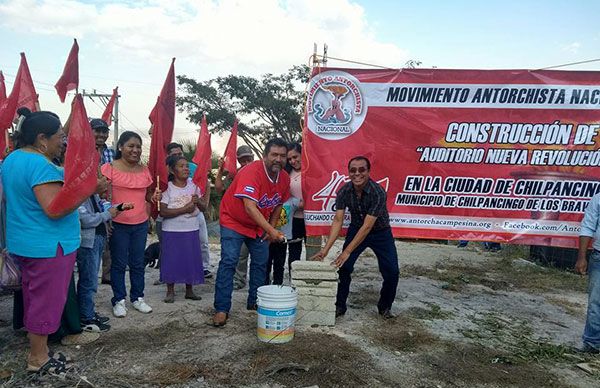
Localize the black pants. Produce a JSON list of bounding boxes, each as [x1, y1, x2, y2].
[[266, 217, 306, 285], [336, 227, 399, 313]]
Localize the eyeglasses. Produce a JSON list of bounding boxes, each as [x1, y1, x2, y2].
[[349, 167, 367, 174]]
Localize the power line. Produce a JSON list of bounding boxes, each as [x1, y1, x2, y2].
[[536, 58, 600, 71]]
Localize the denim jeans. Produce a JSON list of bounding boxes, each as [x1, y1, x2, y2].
[[109, 221, 148, 305], [336, 227, 399, 313], [214, 225, 269, 313], [76, 234, 106, 321], [583, 250, 600, 349], [198, 213, 210, 269]]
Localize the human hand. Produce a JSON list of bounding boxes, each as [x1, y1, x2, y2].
[[309, 248, 328, 261], [108, 207, 120, 218], [191, 194, 201, 205], [575, 257, 588, 275], [332, 251, 350, 268], [217, 157, 225, 171], [120, 202, 135, 211], [151, 187, 162, 203], [184, 201, 197, 214], [265, 228, 285, 243]]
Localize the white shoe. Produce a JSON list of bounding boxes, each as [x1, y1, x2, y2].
[[132, 297, 152, 313], [113, 299, 127, 318]]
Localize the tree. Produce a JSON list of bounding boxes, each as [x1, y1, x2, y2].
[[176, 65, 309, 156]]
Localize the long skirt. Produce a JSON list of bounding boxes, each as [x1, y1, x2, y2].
[[160, 230, 204, 285]]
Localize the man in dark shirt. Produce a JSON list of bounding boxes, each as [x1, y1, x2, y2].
[[312, 156, 399, 319]]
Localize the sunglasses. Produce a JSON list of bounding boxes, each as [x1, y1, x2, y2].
[[349, 167, 368, 174]]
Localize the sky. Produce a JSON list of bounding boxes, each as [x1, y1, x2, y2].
[[0, 0, 598, 153]]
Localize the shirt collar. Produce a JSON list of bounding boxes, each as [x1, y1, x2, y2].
[[262, 160, 279, 184]]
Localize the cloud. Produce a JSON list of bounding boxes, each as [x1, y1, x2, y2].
[[0, 0, 409, 74], [561, 42, 581, 54]]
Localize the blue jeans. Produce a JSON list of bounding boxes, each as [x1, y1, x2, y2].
[[214, 225, 269, 313], [583, 250, 600, 349], [109, 221, 148, 305], [336, 227, 399, 313], [76, 234, 106, 321]]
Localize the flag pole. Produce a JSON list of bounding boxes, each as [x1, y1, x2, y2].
[[157, 175, 161, 211]]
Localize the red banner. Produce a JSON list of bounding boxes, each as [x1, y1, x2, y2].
[[303, 67, 600, 248]]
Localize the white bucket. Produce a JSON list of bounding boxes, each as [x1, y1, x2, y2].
[[256, 285, 298, 343]]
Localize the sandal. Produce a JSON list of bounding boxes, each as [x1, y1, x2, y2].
[[27, 357, 67, 378], [212, 312, 228, 327], [184, 293, 202, 301]]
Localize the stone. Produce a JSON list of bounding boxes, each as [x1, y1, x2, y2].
[[296, 308, 336, 326], [292, 270, 338, 281], [297, 295, 336, 311]]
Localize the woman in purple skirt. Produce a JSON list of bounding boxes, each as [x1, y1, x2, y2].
[[159, 155, 205, 302]]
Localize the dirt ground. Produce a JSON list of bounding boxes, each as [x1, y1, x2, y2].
[[1, 238, 600, 387]]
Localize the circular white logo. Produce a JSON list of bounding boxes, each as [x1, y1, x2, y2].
[[306, 70, 367, 140]]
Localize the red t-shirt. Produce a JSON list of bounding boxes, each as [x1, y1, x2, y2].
[[220, 160, 290, 238]]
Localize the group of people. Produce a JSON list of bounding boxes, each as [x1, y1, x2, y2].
[[3, 105, 600, 380]]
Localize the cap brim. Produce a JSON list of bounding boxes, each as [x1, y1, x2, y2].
[[237, 153, 253, 158]]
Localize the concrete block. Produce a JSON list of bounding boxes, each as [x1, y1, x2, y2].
[[294, 286, 337, 297], [292, 279, 338, 290], [297, 295, 336, 312], [296, 308, 336, 326], [291, 270, 338, 281], [292, 260, 337, 272]]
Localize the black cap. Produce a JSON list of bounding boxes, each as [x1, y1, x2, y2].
[[90, 118, 109, 131]]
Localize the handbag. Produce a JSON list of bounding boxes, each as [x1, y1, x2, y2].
[[0, 249, 21, 291]]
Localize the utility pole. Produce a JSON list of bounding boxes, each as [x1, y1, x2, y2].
[[81, 89, 120, 147]]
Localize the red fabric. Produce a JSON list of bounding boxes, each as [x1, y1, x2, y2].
[[223, 119, 238, 178], [102, 87, 118, 126], [13, 53, 39, 116], [192, 114, 212, 193], [54, 39, 79, 103], [0, 71, 6, 103], [148, 58, 176, 195], [47, 94, 99, 215], [220, 160, 290, 238]]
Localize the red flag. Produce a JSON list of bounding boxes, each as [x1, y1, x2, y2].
[[0, 71, 6, 103], [47, 94, 99, 216], [14, 53, 39, 114], [101, 87, 118, 126], [148, 58, 176, 192], [192, 114, 212, 193], [55, 39, 79, 103], [223, 119, 238, 178]]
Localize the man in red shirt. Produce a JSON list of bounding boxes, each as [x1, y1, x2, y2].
[[213, 138, 290, 326]]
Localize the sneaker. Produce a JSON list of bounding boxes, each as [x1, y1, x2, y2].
[[203, 269, 213, 279], [576, 344, 600, 354], [132, 297, 153, 313], [94, 313, 110, 324], [81, 318, 111, 333], [113, 299, 127, 318]]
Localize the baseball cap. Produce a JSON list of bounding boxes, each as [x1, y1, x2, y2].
[[236, 145, 253, 158], [89, 118, 109, 131]]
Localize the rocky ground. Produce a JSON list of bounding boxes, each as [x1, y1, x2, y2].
[[1, 237, 599, 387]]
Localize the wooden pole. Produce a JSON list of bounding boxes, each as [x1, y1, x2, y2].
[[157, 175, 161, 211]]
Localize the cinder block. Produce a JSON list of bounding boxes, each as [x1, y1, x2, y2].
[[297, 294, 336, 311], [292, 261, 337, 272], [293, 279, 338, 289], [296, 308, 336, 326], [294, 286, 337, 297], [291, 270, 338, 281]]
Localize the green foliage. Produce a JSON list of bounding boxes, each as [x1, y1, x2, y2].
[[176, 65, 310, 156]]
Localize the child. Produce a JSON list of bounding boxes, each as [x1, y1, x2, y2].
[[159, 155, 205, 302], [266, 197, 301, 285], [77, 196, 133, 331]]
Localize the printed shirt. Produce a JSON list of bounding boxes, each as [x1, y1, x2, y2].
[[101, 163, 153, 225], [161, 179, 201, 232], [335, 178, 390, 231], [2, 149, 80, 257], [100, 146, 115, 165], [220, 160, 290, 238], [580, 193, 600, 251], [275, 197, 300, 239]]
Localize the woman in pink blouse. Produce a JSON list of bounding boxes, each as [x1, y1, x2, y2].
[[101, 131, 159, 318]]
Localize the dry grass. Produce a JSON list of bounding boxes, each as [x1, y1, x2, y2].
[[546, 296, 586, 317]]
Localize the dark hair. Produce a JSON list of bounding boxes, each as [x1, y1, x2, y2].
[[166, 154, 187, 181], [166, 142, 183, 154], [263, 138, 288, 156], [115, 131, 142, 159], [284, 142, 302, 173], [14, 107, 61, 149], [348, 156, 371, 170]]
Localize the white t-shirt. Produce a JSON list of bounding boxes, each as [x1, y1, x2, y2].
[[161, 179, 202, 232]]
